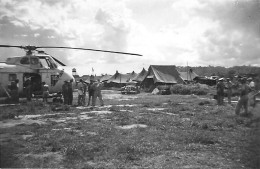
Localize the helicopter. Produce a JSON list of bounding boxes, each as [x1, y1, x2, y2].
[[0, 45, 142, 100]]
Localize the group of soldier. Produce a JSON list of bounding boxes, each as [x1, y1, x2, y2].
[[8, 75, 104, 107], [216, 77, 257, 116], [8, 77, 50, 103], [62, 76, 104, 107]]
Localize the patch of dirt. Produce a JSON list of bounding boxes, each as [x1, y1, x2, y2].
[[116, 124, 148, 129]]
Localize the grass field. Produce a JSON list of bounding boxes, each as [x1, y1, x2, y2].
[[0, 90, 259, 169]]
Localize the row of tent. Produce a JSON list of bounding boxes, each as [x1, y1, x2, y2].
[[76, 65, 199, 88]]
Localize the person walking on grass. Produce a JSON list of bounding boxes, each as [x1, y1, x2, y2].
[[235, 78, 251, 116]]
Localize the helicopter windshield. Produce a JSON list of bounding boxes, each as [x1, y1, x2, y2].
[[20, 57, 39, 65], [39, 56, 57, 69]]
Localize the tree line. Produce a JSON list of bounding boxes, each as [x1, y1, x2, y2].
[[178, 66, 260, 78]]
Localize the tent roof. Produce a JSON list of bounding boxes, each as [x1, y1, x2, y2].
[[82, 75, 101, 83], [108, 71, 136, 84], [133, 68, 148, 82], [144, 65, 184, 84], [99, 74, 112, 82], [179, 71, 199, 81]]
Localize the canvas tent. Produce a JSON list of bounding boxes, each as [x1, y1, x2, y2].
[[82, 75, 102, 83], [179, 70, 199, 81], [142, 65, 184, 89], [107, 71, 137, 87], [133, 68, 148, 83], [99, 74, 112, 82]]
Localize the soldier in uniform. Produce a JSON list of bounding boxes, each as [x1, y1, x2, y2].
[[216, 78, 225, 105], [92, 79, 104, 106], [42, 82, 49, 103], [235, 78, 250, 115], [24, 77, 32, 101], [9, 79, 19, 103], [62, 80, 69, 105], [77, 79, 85, 106], [68, 79, 73, 105], [87, 78, 95, 106], [226, 78, 233, 104]]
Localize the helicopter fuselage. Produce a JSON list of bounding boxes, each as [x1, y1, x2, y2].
[[0, 54, 74, 98]]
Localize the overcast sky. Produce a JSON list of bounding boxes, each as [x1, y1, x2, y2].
[[0, 0, 260, 75]]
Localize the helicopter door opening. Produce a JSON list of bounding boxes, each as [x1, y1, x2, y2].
[[23, 73, 42, 95]]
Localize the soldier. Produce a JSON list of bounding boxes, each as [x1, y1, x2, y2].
[[9, 79, 19, 103], [24, 77, 32, 101], [62, 80, 69, 105], [216, 78, 225, 105], [77, 79, 85, 106], [92, 79, 104, 106], [82, 80, 87, 105], [226, 78, 233, 104], [87, 78, 95, 106], [42, 82, 49, 103], [68, 79, 73, 105], [235, 78, 250, 116]]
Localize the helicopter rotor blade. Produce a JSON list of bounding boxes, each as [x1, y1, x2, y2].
[[36, 46, 142, 56], [0, 45, 142, 56], [0, 45, 24, 49]]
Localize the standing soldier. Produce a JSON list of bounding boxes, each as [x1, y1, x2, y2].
[[226, 78, 233, 104], [9, 79, 19, 103], [68, 79, 73, 105], [42, 82, 49, 103], [93, 79, 104, 106], [87, 78, 95, 106], [77, 79, 85, 106], [24, 77, 32, 101], [82, 81, 87, 105], [14, 79, 19, 103], [216, 78, 225, 105], [62, 80, 69, 105], [235, 78, 250, 116]]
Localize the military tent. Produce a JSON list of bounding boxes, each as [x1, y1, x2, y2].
[[99, 74, 112, 82], [107, 71, 137, 87], [179, 70, 199, 81], [142, 65, 184, 89], [133, 68, 148, 83], [82, 75, 102, 83]]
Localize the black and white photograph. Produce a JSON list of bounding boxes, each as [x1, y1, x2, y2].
[[0, 0, 259, 168]]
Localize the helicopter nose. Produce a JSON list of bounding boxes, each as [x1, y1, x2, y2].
[[61, 71, 74, 82]]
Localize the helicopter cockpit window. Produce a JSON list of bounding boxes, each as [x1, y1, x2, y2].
[[30, 57, 39, 65], [20, 57, 30, 64], [39, 57, 57, 69]]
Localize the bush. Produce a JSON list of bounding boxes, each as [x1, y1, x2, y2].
[[170, 84, 209, 95]]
